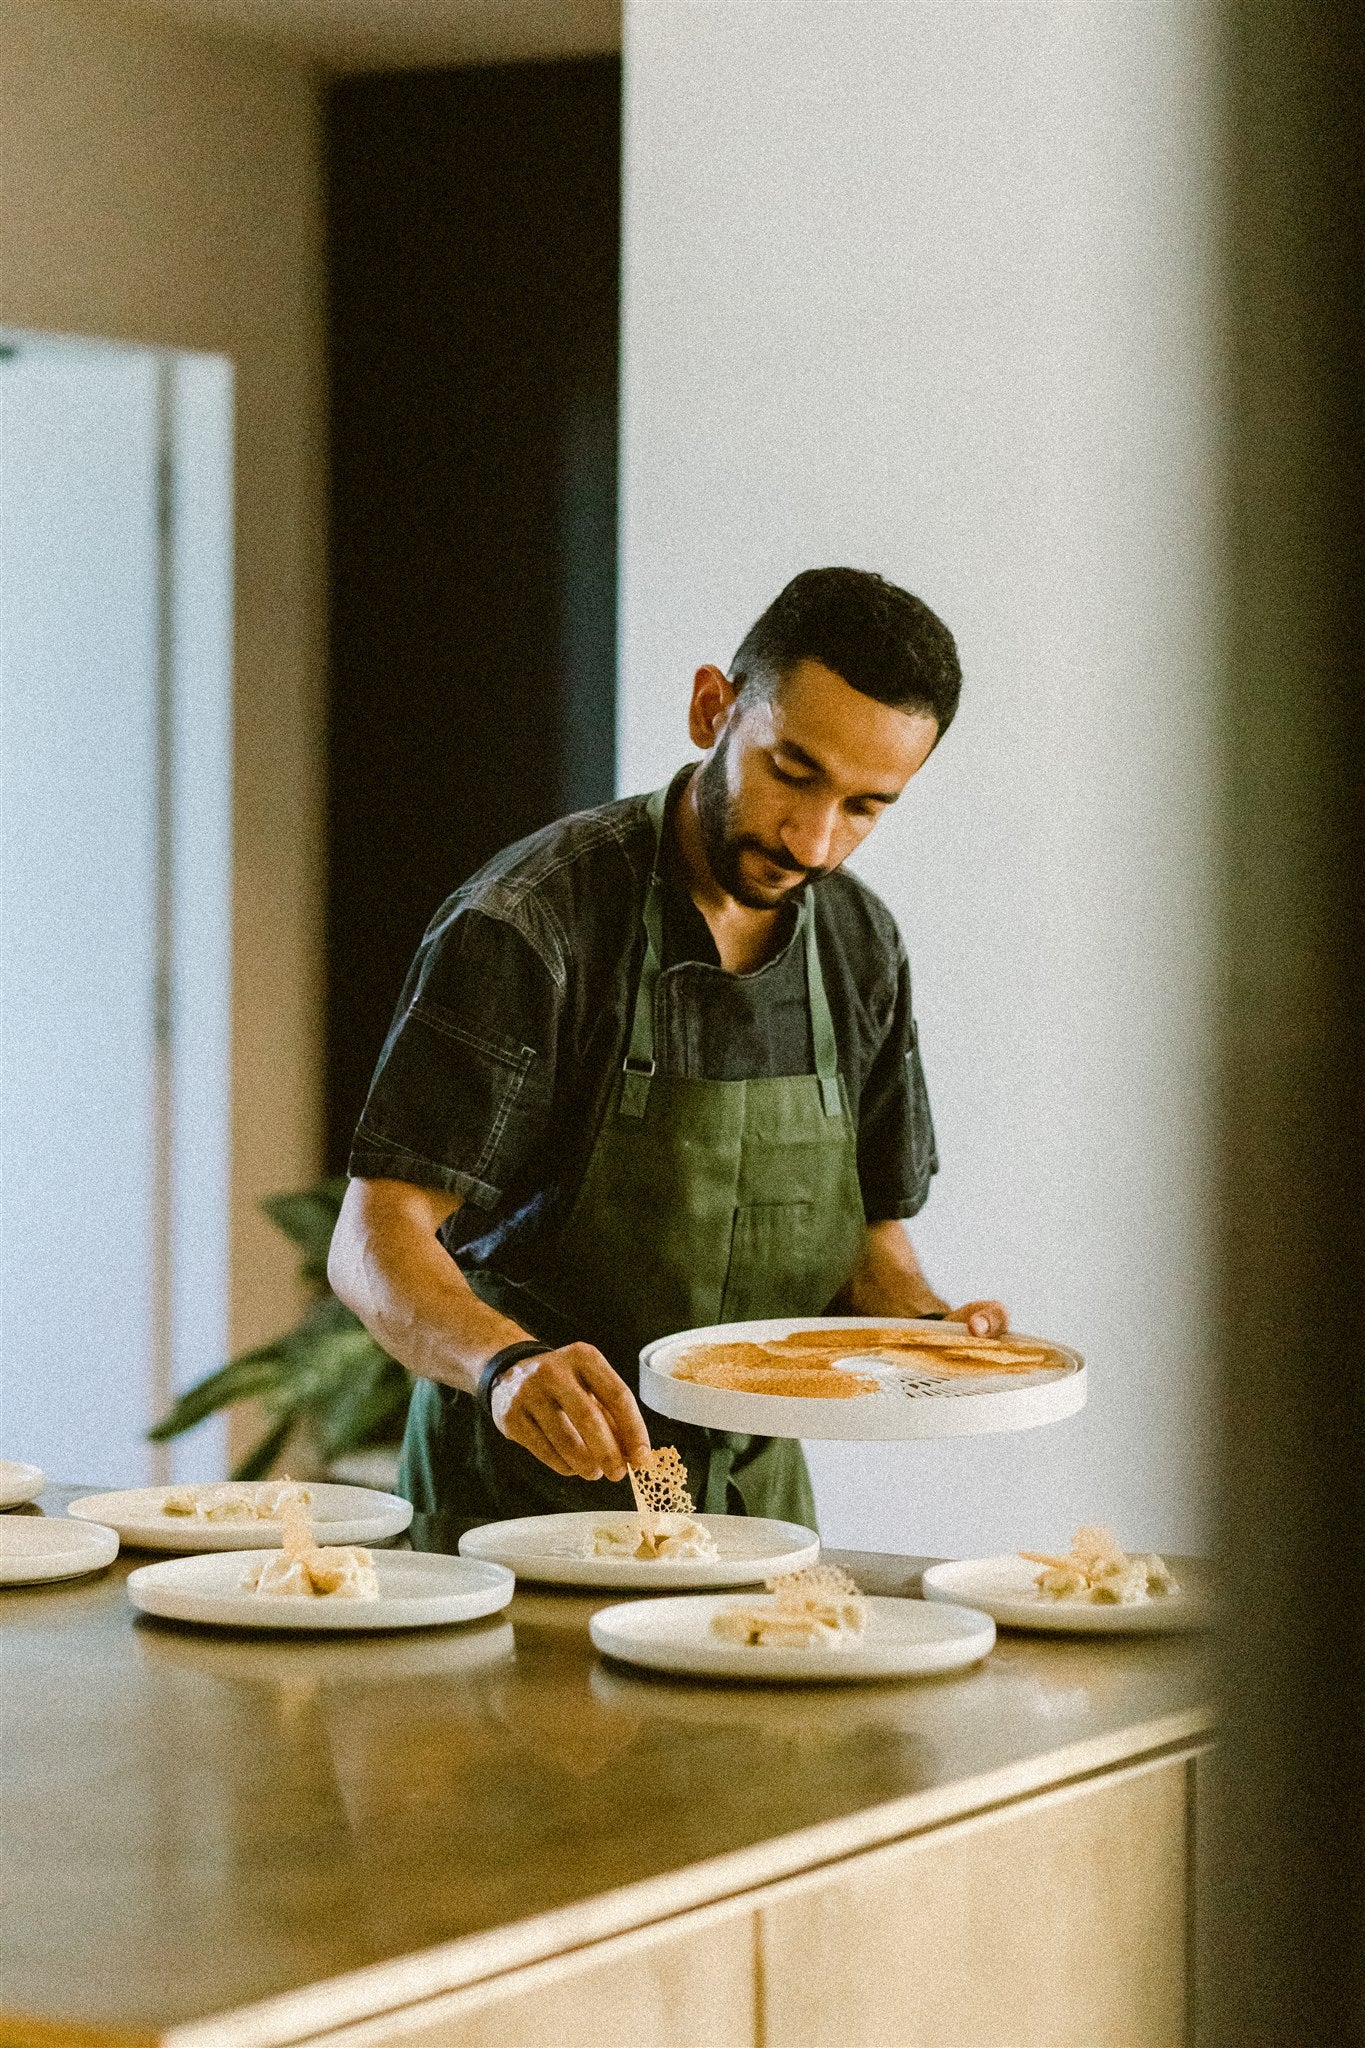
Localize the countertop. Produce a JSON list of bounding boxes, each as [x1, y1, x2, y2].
[[1, 1485, 1212, 2048]]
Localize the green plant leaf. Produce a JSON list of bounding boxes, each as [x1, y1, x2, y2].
[[266, 1323, 387, 1412], [261, 1176, 349, 1284], [146, 1173, 415, 1466], [148, 1349, 297, 1441], [232, 1412, 299, 1482], [318, 1353, 413, 1459]]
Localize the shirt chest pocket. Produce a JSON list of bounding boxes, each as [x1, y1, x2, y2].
[[359, 998, 545, 1208]]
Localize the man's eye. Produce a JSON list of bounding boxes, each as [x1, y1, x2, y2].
[[770, 761, 811, 786]]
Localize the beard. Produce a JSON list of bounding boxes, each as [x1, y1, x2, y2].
[[693, 734, 829, 910]]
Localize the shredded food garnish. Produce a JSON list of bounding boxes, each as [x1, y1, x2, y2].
[[1020, 1525, 1179, 1605], [712, 1563, 868, 1649], [163, 1477, 311, 1521], [240, 1497, 378, 1600], [626, 1445, 698, 1557]]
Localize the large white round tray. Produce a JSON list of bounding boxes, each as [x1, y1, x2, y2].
[[589, 1593, 995, 1683], [0, 1460, 45, 1510], [922, 1555, 1213, 1635], [458, 1511, 819, 1589], [1, 1517, 119, 1585], [640, 1317, 1085, 1441], [68, 1482, 413, 1551], [125, 1550, 515, 1631]]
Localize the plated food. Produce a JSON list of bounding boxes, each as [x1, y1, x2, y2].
[[617, 1444, 718, 1560], [711, 1563, 867, 1649], [239, 1499, 378, 1601], [922, 1540, 1211, 1636], [126, 1548, 515, 1632], [459, 1509, 820, 1589], [162, 1478, 310, 1523], [641, 1316, 1086, 1442], [1021, 1526, 1179, 1607], [589, 1587, 996, 1683], [68, 1480, 413, 1552], [580, 1515, 718, 1562]]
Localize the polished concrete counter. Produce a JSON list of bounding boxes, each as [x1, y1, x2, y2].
[[0, 1486, 1211, 2047]]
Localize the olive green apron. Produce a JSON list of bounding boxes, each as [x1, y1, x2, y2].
[[400, 786, 867, 1546]]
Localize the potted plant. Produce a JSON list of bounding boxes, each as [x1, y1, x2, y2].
[[149, 1178, 412, 1479]]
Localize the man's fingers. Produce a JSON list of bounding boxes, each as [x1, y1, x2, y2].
[[513, 1413, 576, 1478], [528, 1398, 606, 1481], [490, 1343, 651, 1481], [548, 1380, 628, 1481], [493, 1366, 591, 1477], [576, 1350, 652, 1464], [953, 1298, 1010, 1338]]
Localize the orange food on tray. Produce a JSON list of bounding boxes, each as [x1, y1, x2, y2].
[[672, 1355, 880, 1399], [671, 1324, 1066, 1397]]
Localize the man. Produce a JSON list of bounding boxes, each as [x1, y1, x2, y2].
[[329, 567, 1007, 1539]]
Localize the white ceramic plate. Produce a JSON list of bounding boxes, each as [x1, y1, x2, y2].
[[640, 1317, 1085, 1441], [125, 1550, 515, 1631], [0, 1517, 119, 1584], [459, 1511, 820, 1589], [921, 1554, 1213, 1634], [589, 1593, 996, 1683], [68, 1482, 414, 1551], [0, 1460, 45, 1510]]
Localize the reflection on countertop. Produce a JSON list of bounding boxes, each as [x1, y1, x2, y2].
[[1, 1485, 1211, 2043]]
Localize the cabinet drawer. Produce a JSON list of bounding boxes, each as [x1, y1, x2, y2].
[[760, 1755, 1192, 2048]]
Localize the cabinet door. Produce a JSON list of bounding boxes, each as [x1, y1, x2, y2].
[[305, 1909, 755, 2048], [760, 1755, 1192, 2048]]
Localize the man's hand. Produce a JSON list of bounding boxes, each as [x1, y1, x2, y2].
[[329, 1180, 653, 1482], [838, 1221, 1010, 1336], [951, 1299, 1010, 1339], [491, 1343, 652, 1483]]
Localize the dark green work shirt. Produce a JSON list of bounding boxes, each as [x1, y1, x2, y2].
[[349, 773, 938, 1275]]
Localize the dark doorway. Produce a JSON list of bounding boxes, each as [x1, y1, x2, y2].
[[325, 57, 620, 1170]]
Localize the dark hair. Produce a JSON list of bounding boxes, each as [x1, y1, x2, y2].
[[730, 566, 962, 736]]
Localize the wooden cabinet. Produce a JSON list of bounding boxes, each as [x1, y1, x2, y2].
[[301, 1907, 755, 2048], [305, 1751, 1196, 2048], [759, 1754, 1192, 2048]]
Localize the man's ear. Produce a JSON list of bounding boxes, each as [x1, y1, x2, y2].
[[688, 664, 738, 751]]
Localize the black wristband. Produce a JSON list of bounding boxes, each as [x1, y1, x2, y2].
[[476, 1338, 546, 1415]]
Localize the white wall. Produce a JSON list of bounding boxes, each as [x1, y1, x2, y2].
[[0, 336, 233, 1486], [0, 347, 161, 1484], [619, 0, 1219, 1555], [0, 2, 327, 1460]]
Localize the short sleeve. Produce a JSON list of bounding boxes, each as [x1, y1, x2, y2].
[[854, 946, 939, 1223], [348, 905, 558, 1210]]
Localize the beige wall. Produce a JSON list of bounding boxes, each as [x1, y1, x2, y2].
[[0, 0, 327, 1384]]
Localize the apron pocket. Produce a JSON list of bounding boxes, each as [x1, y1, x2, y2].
[[718, 1201, 822, 1323]]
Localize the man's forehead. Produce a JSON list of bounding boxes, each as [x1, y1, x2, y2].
[[758, 659, 938, 790]]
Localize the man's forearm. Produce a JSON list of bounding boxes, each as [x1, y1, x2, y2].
[[329, 1179, 529, 1395], [834, 1218, 951, 1318]]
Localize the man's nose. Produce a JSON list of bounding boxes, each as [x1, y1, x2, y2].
[[780, 801, 838, 871]]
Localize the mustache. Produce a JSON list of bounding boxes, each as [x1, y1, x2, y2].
[[736, 836, 828, 884]]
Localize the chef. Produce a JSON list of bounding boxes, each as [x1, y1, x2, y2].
[[328, 567, 1008, 1538]]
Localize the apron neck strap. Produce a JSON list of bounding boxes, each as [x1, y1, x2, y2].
[[621, 785, 842, 1119]]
